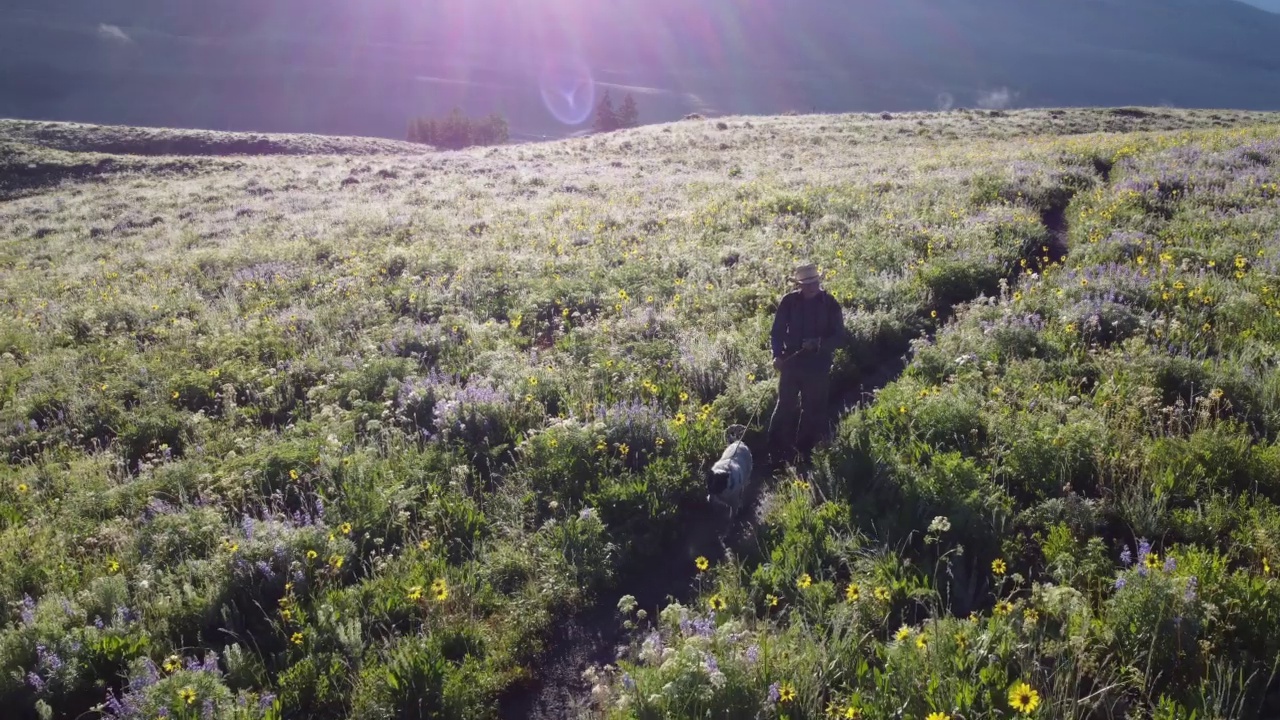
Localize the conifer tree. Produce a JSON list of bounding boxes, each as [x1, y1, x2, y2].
[[618, 93, 640, 129], [593, 90, 618, 133]]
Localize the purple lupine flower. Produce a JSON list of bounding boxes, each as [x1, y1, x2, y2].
[[1115, 576, 1126, 590], [679, 617, 693, 636], [259, 693, 277, 709], [1137, 539, 1151, 561], [1163, 556, 1177, 573], [693, 616, 714, 637], [1185, 576, 1198, 603], [202, 699, 215, 719], [104, 689, 127, 716], [142, 657, 161, 685], [37, 645, 62, 673], [60, 598, 75, 619], [745, 644, 760, 664], [26, 672, 45, 692], [767, 682, 781, 704], [242, 515, 256, 541], [201, 651, 220, 673], [704, 653, 719, 674], [622, 673, 635, 690], [20, 594, 35, 625]]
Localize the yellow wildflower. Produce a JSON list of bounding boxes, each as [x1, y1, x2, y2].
[[1008, 681, 1041, 714], [432, 578, 449, 601], [779, 682, 796, 703]]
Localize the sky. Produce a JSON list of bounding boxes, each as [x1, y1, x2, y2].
[[3, 0, 1280, 139]]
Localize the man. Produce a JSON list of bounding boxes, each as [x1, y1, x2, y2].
[[767, 262, 844, 463]]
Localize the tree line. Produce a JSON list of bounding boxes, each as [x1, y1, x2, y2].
[[406, 107, 509, 150], [405, 91, 641, 149], [592, 90, 640, 133]]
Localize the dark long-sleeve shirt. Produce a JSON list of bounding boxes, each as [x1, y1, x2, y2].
[[770, 289, 844, 367]]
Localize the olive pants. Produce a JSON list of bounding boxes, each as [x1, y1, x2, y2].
[[767, 364, 832, 458]]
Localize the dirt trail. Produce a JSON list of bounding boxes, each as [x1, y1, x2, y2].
[[498, 463, 773, 720]]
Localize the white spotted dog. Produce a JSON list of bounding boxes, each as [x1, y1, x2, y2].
[[706, 425, 753, 518]]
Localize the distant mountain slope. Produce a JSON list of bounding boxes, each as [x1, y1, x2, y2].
[[1237, 0, 1280, 11], [2, 0, 1279, 140]]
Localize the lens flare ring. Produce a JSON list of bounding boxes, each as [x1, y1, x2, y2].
[[539, 56, 596, 126]]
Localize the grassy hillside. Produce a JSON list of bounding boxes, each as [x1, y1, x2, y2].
[[0, 119, 432, 157], [2, 107, 1280, 720]]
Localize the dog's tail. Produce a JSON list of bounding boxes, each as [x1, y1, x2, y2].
[[724, 423, 748, 444]]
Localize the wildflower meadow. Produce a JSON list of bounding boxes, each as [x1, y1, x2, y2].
[[2, 107, 1280, 719]]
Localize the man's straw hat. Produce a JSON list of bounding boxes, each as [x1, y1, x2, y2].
[[791, 262, 821, 285]]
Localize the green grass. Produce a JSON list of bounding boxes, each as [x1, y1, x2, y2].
[[2, 107, 1280, 719]]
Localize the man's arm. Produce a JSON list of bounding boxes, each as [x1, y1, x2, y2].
[[820, 295, 844, 356], [770, 295, 790, 359]]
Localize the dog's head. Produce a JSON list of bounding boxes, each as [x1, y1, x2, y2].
[[706, 468, 730, 496]]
